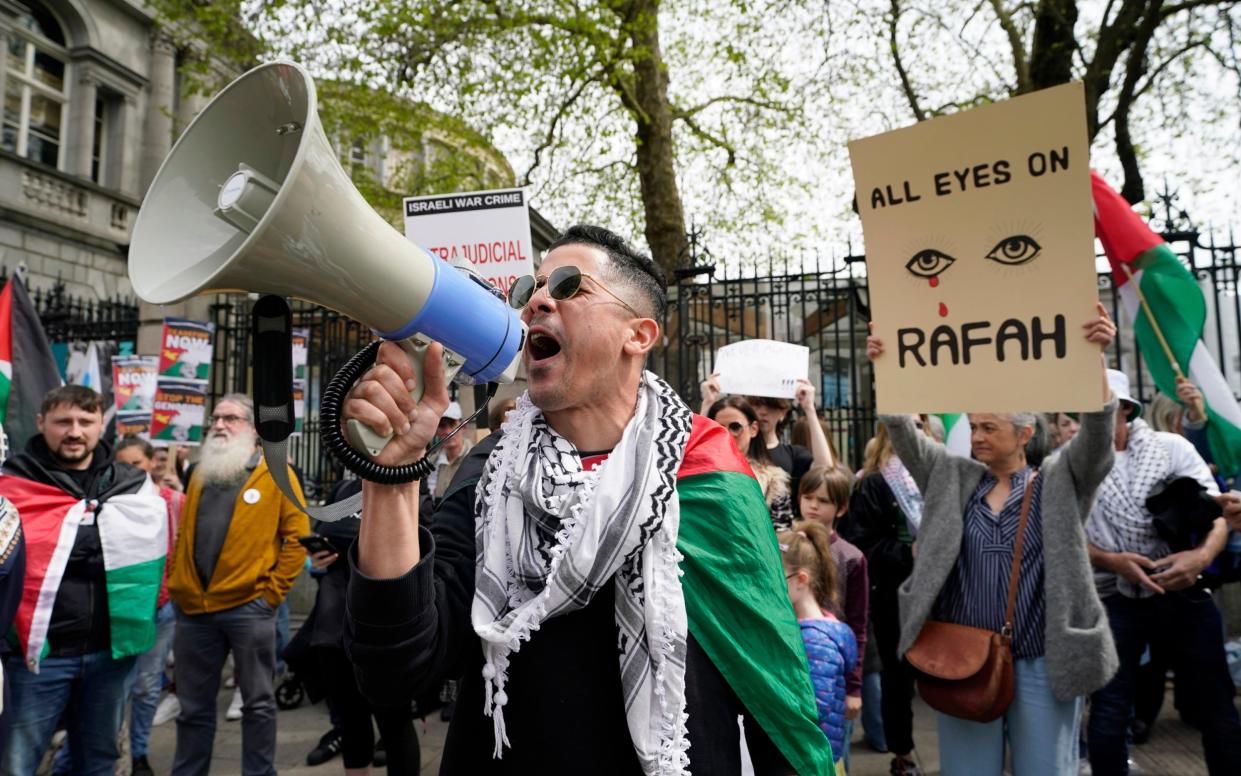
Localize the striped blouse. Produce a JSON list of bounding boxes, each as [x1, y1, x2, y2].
[[934, 467, 1046, 658]]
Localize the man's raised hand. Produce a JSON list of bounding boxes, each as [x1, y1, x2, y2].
[[342, 340, 451, 469]]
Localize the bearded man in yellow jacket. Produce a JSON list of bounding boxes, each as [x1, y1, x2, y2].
[[167, 393, 308, 776]]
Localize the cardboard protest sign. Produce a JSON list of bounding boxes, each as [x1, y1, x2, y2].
[[403, 187, 534, 297], [158, 318, 215, 382], [116, 412, 152, 441], [112, 356, 158, 414], [292, 328, 309, 382], [848, 82, 1102, 413], [713, 339, 810, 400], [150, 380, 207, 445]]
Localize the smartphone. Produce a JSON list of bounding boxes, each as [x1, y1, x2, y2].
[[297, 534, 336, 555]]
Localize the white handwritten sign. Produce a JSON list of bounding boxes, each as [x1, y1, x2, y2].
[[713, 340, 809, 400]]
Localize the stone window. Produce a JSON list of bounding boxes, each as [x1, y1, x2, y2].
[[90, 95, 105, 182], [3, 2, 69, 169]]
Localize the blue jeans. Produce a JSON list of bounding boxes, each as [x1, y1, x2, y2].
[[936, 657, 1082, 775], [861, 670, 887, 751], [130, 601, 177, 758], [1088, 591, 1241, 775], [0, 651, 137, 776]]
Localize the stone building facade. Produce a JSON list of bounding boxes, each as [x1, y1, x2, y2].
[[0, 0, 220, 300]]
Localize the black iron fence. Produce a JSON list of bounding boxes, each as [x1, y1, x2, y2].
[[0, 268, 139, 343], [652, 225, 1241, 472], [207, 298, 375, 502], [11, 212, 1238, 500]]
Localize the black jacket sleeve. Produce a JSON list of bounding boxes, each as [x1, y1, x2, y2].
[[844, 473, 914, 591], [343, 433, 499, 707]]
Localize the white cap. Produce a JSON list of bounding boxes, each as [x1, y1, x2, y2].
[[1106, 369, 1143, 418], [442, 401, 463, 421]]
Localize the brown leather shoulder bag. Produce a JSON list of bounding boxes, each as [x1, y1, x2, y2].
[[904, 470, 1038, 723]]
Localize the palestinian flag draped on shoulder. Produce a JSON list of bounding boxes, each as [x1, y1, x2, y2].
[[1091, 171, 1241, 478], [676, 415, 834, 774], [0, 473, 166, 670]]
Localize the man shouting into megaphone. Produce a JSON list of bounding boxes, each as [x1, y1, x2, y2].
[[341, 225, 833, 775]]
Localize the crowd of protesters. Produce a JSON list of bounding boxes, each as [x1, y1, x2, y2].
[[0, 225, 1240, 776]]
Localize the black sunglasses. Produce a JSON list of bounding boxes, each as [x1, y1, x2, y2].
[[725, 421, 746, 434], [507, 265, 640, 317]]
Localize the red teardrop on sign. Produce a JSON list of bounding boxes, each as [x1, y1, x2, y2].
[[929, 277, 939, 288], [938, 302, 948, 317]]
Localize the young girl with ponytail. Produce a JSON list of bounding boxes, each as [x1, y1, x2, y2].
[[779, 520, 858, 774]]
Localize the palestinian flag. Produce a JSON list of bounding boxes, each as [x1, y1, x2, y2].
[[0, 474, 166, 669], [0, 275, 61, 450], [935, 413, 971, 456], [676, 415, 834, 774], [1092, 172, 1241, 478]]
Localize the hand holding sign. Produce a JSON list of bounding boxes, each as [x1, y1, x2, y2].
[[868, 302, 1117, 401]]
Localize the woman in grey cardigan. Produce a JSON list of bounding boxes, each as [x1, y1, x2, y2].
[[865, 307, 1119, 776]]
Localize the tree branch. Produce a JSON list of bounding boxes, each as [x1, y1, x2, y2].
[[521, 71, 603, 185], [674, 94, 790, 119], [889, 0, 927, 121], [988, 0, 1032, 91], [679, 114, 737, 166]]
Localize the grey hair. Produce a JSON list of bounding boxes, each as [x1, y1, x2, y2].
[[216, 393, 255, 424], [1002, 411, 1039, 433]]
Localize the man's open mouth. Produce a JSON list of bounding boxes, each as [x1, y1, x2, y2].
[[527, 331, 562, 362]]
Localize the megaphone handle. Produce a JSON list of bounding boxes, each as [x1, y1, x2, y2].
[[345, 336, 465, 458]]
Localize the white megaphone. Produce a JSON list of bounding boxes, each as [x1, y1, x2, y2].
[[128, 61, 526, 456]]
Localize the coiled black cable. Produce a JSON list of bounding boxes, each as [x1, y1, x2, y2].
[[320, 340, 496, 484]]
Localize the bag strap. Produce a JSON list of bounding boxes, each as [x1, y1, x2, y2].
[[1002, 469, 1039, 639]]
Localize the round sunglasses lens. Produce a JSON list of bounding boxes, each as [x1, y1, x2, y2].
[[508, 276, 535, 309], [548, 266, 583, 300], [728, 422, 744, 433]]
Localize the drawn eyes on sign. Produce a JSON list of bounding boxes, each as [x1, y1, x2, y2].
[[905, 249, 956, 279], [985, 235, 1042, 266]]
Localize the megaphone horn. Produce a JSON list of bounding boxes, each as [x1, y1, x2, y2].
[[128, 61, 525, 464]]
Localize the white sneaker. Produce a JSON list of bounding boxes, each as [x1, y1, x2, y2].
[[153, 694, 180, 726], [226, 688, 243, 721]]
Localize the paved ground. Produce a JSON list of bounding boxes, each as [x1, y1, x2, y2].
[[141, 681, 1230, 775]]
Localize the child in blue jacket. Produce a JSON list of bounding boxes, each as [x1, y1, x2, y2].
[[780, 520, 858, 774]]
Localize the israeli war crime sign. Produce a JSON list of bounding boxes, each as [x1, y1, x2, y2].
[[158, 318, 215, 382], [848, 82, 1102, 414], [150, 380, 207, 445], [402, 188, 534, 297]]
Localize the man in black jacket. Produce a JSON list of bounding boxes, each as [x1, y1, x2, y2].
[[0, 386, 166, 776], [342, 226, 832, 775]]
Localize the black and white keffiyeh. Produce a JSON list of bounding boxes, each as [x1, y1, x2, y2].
[[1087, 418, 1172, 597], [472, 371, 694, 774]]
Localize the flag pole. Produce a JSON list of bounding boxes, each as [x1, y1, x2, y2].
[[1119, 263, 1206, 418]]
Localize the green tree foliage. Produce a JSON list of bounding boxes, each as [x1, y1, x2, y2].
[[151, 0, 834, 271], [845, 0, 1241, 204]]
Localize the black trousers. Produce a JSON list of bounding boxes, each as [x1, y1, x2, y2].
[[871, 585, 917, 757], [1088, 590, 1241, 776], [317, 646, 420, 773]]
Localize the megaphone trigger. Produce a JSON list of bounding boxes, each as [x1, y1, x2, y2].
[[345, 336, 465, 457]]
